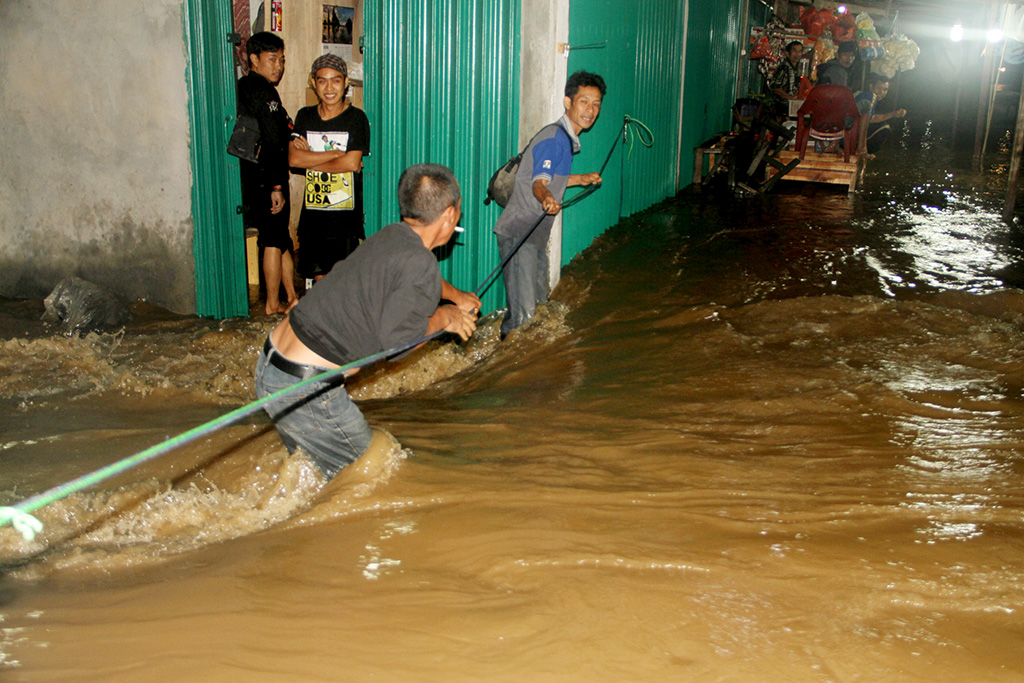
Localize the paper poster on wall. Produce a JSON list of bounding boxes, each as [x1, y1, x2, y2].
[[322, 42, 354, 66], [323, 5, 354, 44], [250, 0, 265, 33]]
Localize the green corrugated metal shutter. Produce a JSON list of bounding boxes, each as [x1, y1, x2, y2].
[[363, 0, 521, 315], [679, 0, 747, 172], [562, 0, 687, 264], [562, 0, 630, 263], [184, 0, 248, 318], [623, 0, 686, 215]]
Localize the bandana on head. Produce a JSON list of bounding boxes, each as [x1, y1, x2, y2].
[[310, 54, 348, 79]]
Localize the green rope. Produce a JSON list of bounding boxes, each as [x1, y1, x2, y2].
[[622, 116, 655, 164], [0, 507, 43, 541], [562, 115, 654, 209]]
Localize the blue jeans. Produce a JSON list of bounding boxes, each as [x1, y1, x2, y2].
[[497, 234, 550, 337], [254, 346, 372, 477]]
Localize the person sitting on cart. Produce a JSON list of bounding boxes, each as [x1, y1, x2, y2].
[[769, 41, 805, 117], [855, 73, 907, 158], [816, 41, 856, 89]]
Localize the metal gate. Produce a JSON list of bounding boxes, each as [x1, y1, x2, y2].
[[184, 0, 249, 318], [363, 0, 521, 313]]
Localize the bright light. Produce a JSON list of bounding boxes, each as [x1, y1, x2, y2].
[[837, 5, 848, 13], [987, 27, 1004, 43], [950, 22, 964, 42]]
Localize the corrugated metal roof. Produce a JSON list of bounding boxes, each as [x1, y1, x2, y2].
[[789, 0, 1017, 22]]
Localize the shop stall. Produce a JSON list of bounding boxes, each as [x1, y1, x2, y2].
[[724, 1, 920, 193]]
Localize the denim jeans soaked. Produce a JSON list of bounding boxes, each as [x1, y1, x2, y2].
[[254, 348, 372, 477], [497, 234, 550, 338]]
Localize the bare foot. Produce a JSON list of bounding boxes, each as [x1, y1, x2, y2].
[[265, 301, 285, 315]]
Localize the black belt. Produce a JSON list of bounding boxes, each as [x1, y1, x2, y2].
[[263, 337, 317, 378]]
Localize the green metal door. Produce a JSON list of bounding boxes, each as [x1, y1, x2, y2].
[[363, 0, 521, 315], [625, 0, 687, 215], [184, 0, 248, 318]]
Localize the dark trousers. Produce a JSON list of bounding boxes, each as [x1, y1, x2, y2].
[[497, 234, 550, 338]]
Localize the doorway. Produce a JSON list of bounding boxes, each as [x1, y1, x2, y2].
[[230, 0, 365, 304]]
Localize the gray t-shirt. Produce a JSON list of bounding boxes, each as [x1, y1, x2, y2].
[[493, 114, 580, 247], [290, 222, 442, 365]]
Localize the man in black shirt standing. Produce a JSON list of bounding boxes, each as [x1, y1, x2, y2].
[[237, 32, 298, 315], [289, 54, 371, 284]]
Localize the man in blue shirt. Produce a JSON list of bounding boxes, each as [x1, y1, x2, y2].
[[855, 73, 907, 157], [493, 71, 606, 339]]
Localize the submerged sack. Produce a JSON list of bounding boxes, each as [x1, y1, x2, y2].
[[227, 113, 261, 163], [42, 276, 131, 337], [484, 151, 523, 207]]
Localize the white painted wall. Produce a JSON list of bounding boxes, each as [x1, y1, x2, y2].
[[0, 0, 196, 312], [520, 0, 570, 290]]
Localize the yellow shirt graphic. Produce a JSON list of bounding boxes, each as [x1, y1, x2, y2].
[[305, 170, 354, 210], [304, 131, 354, 211]]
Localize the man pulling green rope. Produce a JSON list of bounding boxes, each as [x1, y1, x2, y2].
[[256, 164, 479, 479]]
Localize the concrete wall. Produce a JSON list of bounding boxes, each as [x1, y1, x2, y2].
[[0, 0, 196, 312], [521, 0, 570, 288], [520, 0, 570, 143]]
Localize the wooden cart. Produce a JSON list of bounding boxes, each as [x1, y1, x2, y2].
[[766, 149, 866, 193]]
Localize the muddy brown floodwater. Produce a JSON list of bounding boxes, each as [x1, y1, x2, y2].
[[1, 117, 1023, 681]]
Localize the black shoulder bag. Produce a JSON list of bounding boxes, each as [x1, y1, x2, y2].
[[227, 114, 261, 163], [484, 149, 523, 207]]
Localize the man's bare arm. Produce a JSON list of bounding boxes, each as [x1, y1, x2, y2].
[[288, 139, 363, 173], [306, 150, 364, 173], [441, 279, 482, 313], [426, 305, 476, 341], [533, 178, 561, 214], [568, 172, 601, 187], [870, 108, 907, 125]]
